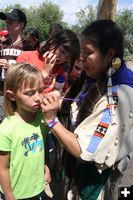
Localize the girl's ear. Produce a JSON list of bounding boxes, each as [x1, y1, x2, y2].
[[6, 90, 15, 101]]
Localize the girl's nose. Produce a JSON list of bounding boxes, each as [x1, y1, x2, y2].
[[34, 92, 41, 102]]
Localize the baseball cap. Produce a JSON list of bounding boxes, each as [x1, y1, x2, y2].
[[0, 9, 27, 27]]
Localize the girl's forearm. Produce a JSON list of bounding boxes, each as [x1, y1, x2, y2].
[[0, 169, 16, 200], [51, 122, 81, 159]]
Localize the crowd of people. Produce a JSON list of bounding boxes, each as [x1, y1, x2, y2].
[[0, 7, 133, 200]]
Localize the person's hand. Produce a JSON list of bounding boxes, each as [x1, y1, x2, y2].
[[0, 59, 9, 69], [42, 50, 56, 78], [41, 90, 60, 123]]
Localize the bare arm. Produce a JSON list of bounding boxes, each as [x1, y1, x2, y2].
[[52, 122, 81, 159], [0, 152, 16, 200], [41, 92, 81, 159]]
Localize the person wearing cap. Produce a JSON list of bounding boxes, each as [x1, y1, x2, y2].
[[0, 8, 27, 123], [0, 8, 27, 61], [0, 8, 27, 44]]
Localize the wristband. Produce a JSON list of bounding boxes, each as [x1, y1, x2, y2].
[[46, 117, 59, 128]]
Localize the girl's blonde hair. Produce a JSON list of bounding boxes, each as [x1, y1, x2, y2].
[[4, 62, 43, 116]]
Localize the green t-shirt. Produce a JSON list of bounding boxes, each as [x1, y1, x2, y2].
[[0, 112, 48, 199]]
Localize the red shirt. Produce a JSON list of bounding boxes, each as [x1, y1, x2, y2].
[[16, 50, 44, 71]]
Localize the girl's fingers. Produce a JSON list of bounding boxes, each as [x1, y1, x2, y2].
[[43, 51, 56, 60], [44, 95, 56, 104], [43, 51, 50, 58], [51, 54, 57, 62], [43, 93, 59, 107]]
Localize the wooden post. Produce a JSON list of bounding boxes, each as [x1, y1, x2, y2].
[[97, 0, 118, 21]]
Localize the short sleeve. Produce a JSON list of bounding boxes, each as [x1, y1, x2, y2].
[[0, 123, 12, 151]]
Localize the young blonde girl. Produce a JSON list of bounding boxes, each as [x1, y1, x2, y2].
[[0, 62, 51, 200]]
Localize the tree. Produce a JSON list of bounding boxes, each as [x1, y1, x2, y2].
[[116, 9, 133, 55], [0, 1, 65, 41], [27, 1, 64, 41], [71, 4, 97, 36], [1, 2, 133, 56], [72, 4, 133, 56]]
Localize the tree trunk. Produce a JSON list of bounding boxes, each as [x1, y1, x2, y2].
[[97, 0, 118, 21]]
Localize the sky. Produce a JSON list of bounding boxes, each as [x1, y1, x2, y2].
[[0, 0, 133, 25]]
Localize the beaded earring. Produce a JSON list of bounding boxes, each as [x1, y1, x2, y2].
[[111, 57, 121, 70]]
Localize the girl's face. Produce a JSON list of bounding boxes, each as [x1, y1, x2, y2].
[[80, 35, 111, 79], [70, 59, 83, 80], [12, 79, 44, 116], [54, 45, 70, 65]]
